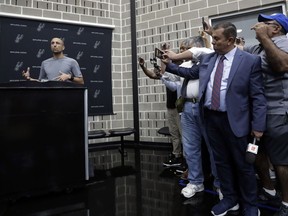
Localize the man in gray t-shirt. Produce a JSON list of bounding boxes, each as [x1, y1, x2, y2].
[[247, 13, 288, 216], [23, 37, 84, 85]]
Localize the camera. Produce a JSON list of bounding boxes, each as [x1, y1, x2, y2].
[[150, 58, 160, 70]]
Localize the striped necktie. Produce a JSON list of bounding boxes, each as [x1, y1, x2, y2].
[[211, 55, 225, 110]]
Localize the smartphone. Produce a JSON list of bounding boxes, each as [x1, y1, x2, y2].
[[155, 47, 164, 59], [202, 17, 205, 30]]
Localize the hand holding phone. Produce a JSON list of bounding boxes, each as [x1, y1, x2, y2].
[[202, 17, 212, 36], [235, 37, 245, 46]]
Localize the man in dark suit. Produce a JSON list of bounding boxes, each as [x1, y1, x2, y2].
[[163, 22, 266, 216]]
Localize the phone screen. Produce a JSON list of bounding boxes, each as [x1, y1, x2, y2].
[[155, 48, 164, 59]]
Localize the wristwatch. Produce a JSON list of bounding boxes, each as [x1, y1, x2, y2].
[[69, 74, 74, 81]]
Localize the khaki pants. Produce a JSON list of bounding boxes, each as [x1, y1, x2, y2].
[[167, 108, 182, 157]]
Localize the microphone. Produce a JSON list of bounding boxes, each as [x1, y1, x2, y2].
[[245, 137, 259, 164]]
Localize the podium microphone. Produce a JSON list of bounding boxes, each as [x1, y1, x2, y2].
[[245, 137, 259, 164]]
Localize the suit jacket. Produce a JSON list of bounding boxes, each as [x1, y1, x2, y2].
[[166, 48, 267, 137]]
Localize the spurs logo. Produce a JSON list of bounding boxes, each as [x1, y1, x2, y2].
[[77, 27, 84, 35], [76, 51, 83, 60], [37, 49, 45, 58], [94, 41, 101, 49], [93, 89, 100, 99], [37, 23, 45, 32], [14, 61, 23, 71], [93, 65, 100, 73], [15, 34, 23, 43]]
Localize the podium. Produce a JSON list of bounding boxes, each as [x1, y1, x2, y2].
[[0, 81, 88, 200]]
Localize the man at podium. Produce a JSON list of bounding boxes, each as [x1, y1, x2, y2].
[[22, 37, 84, 85]]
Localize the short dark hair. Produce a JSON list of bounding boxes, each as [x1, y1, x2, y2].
[[51, 37, 65, 46], [213, 22, 237, 40]]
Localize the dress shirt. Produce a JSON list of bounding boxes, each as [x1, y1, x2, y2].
[[161, 60, 193, 98], [204, 47, 237, 111], [187, 47, 214, 99]]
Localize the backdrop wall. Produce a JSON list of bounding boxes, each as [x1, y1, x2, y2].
[[0, 16, 113, 115]]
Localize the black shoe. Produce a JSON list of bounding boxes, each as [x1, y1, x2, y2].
[[174, 168, 188, 178], [258, 188, 281, 207], [175, 162, 188, 173], [163, 155, 182, 167], [274, 204, 288, 216]]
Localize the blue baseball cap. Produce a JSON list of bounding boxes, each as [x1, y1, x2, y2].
[[258, 13, 288, 33]]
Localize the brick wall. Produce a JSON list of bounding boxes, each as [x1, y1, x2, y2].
[[0, 0, 287, 143], [136, 0, 287, 143]]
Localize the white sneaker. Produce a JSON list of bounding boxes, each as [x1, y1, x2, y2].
[[181, 183, 204, 198]]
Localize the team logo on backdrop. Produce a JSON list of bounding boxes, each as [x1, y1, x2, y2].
[[37, 23, 45, 32], [93, 89, 100, 99], [93, 65, 100, 73], [14, 61, 23, 71], [37, 49, 45, 58], [77, 27, 84, 35], [94, 41, 101, 49], [76, 51, 83, 60], [15, 34, 23, 43]]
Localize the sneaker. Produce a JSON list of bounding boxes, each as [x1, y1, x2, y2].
[[258, 188, 281, 207], [174, 168, 187, 177], [175, 162, 187, 172], [274, 204, 288, 216], [211, 199, 239, 216], [163, 155, 182, 167], [181, 183, 204, 198]]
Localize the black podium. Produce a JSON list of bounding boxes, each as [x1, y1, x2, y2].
[[0, 81, 88, 200]]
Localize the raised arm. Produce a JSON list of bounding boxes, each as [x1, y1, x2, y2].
[[164, 50, 193, 62], [164, 62, 199, 80], [252, 22, 288, 73], [138, 57, 160, 79], [258, 36, 288, 73]]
